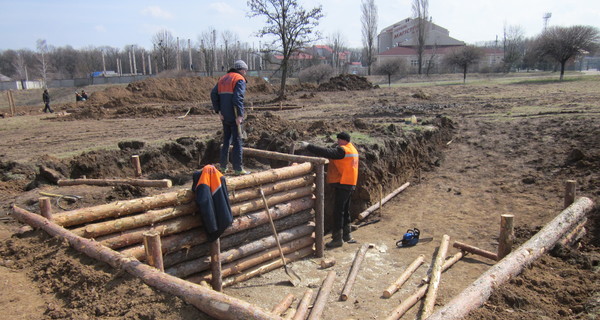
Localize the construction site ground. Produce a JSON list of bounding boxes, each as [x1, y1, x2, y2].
[[0, 72, 598, 320]]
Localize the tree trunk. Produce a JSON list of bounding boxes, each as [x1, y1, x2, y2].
[[231, 185, 314, 216], [229, 175, 314, 203], [356, 182, 410, 221], [340, 243, 370, 301], [58, 178, 172, 188]]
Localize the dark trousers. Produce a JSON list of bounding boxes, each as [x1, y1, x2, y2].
[[332, 187, 353, 231], [43, 102, 53, 113], [220, 121, 242, 171]]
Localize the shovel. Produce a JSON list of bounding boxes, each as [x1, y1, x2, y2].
[[259, 188, 302, 286], [233, 108, 248, 139]]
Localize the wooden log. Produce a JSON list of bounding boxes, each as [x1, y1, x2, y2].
[[292, 289, 313, 320], [271, 293, 296, 316], [421, 251, 467, 284], [39, 197, 53, 220], [163, 214, 313, 269], [564, 179, 576, 209], [422, 234, 450, 319], [383, 254, 425, 298], [97, 215, 202, 249], [143, 230, 164, 272], [227, 162, 314, 190], [58, 178, 172, 188], [386, 251, 466, 320], [315, 163, 325, 258], [229, 174, 315, 203], [166, 222, 314, 278], [71, 202, 197, 238], [498, 214, 514, 260], [243, 147, 328, 165], [283, 308, 297, 320], [53, 189, 194, 227], [222, 246, 314, 287], [131, 155, 142, 177], [190, 236, 314, 283], [231, 185, 314, 216], [427, 197, 595, 320], [320, 258, 336, 269], [11, 205, 281, 320], [307, 270, 336, 320], [120, 197, 314, 260], [557, 217, 587, 248], [355, 182, 410, 222], [340, 243, 370, 301], [453, 241, 498, 261], [210, 239, 222, 291]]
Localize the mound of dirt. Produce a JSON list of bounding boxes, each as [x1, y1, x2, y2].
[[317, 74, 377, 91], [61, 76, 275, 120]]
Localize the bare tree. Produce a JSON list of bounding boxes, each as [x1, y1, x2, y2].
[[444, 45, 484, 83], [248, 0, 323, 100], [502, 24, 525, 72], [12, 51, 28, 80], [151, 29, 177, 72], [221, 30, 239, 70], [298, 64, 333, 84], [36, 39, 50, 87], [375, 58, 407, 86], [328, 31, 346, 72], [534, 25, 599, 80], [361, 0, 377, 75], [412, 0, 429, 75]]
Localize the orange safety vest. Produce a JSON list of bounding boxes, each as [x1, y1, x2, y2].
[[327, 142, 359, 186], [217, 72, 246, 94]]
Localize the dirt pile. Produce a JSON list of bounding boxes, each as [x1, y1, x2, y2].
[[63, 76, 274, 120], [317, 74, 377, 91]]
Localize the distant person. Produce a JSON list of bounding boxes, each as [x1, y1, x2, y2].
[[42, 89, 53, 113], [299, 132, 359, 248], [211, 60, 249, 175], [75, 91, 82, 102], [81, 90, 88, 100]]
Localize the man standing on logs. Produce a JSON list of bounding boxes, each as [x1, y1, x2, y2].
[[299, 132, 359, 248], [211, 60, 249, 175]]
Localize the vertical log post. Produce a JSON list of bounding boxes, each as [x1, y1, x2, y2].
[[498, 214, 514, 260], [271, 293, 295, 316], [340, 243, 370, 301], [292, 289, 313, 320], [383, 254, 425, 298], [143, 230, 164, 272], [39, 197, 52, 220], [210, 239, 223, 291], [564, 179, 576, 209], [131, 155, 142, 177], [315, 164, 325, 258], [422, 234, 450, 319], [307, 270, 336, 320]]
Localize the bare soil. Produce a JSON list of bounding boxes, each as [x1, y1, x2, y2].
[[0, 73, 598, 320]]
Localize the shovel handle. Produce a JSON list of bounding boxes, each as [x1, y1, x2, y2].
[[259, 188, 287, 265]]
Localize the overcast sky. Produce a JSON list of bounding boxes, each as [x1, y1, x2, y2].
[[1, 0, 598, 51]]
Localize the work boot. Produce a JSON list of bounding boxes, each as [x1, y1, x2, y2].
[[343, 225, 357, 243], [326, 230, 343, 248]]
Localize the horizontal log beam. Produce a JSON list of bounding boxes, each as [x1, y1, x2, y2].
[[453, 241, 498, 261], [231, 185, 314, 216], [11, 205, 281, 320], [58, 178, 172, 188], [71, 202, 197, 238], [243, 147, 328, 165], [229, 174, 315, 204], [53, 189, 194, 227], [355, 182, 410, 222], [227, 162, 314, 190]]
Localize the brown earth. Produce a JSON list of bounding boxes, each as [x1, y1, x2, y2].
[[0, 73, 598, 320]]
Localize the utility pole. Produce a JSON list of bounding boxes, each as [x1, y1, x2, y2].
[[101, 50, 106, 75], [132, 45, 137, 75], [128, 51, 133, 75], [188, 39, 193, 71], [141, 51, 146, 75], [148, 54, 152, 75]]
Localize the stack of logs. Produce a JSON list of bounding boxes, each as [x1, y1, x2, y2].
[[47, 162, 319, 288]]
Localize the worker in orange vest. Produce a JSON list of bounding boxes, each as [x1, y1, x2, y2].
[[299, 132, 359, 248]]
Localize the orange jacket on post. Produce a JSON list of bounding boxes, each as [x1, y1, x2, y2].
[[192, 165, 233, 241]]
